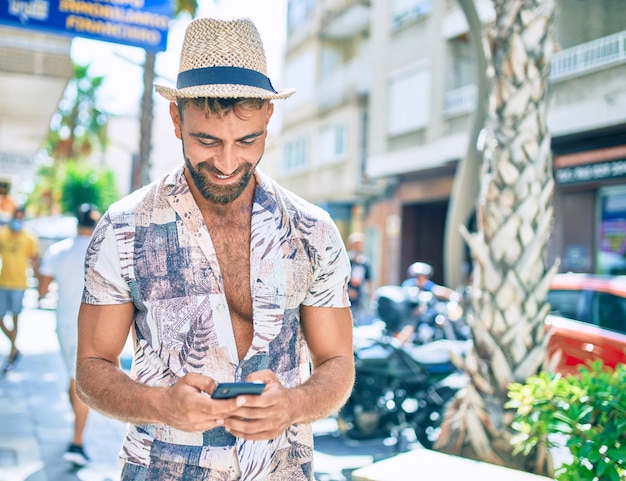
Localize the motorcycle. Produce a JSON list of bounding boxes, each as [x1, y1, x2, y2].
[[337, 328, 471, 450], [374, 285, 470, 344]]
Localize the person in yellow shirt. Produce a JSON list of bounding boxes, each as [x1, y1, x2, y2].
[[0, 207, 39, 372]]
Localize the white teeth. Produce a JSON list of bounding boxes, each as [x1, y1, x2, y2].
[[216, 174, 232, 179]]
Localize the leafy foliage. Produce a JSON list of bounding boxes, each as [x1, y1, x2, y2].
[[29, 60, 118, 216], [507, 361, 626, 481], [27, 161, 118, 216], [60, 162, 118, 214], [45, 62, 108, 161]]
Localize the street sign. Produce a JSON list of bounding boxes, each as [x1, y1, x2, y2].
[[0, 0, 172, 52], [0, 151, 36, 176]]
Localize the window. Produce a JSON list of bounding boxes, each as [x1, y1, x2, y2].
[[547, 290, 582, 321], [594, 292, 626, 334], [598, 187, 626, 275], [288, 0, 314, 34], [447, 34, 475, 90], [319, 123, 348, 165], [387, 64, 431, 136], [391, 0, 432, 29], [283, 137, 308, 173]]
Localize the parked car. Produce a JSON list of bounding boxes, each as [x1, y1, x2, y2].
[[546, 273, 626, 374]]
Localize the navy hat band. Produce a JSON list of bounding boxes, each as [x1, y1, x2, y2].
[[176, 66, 278, 93]]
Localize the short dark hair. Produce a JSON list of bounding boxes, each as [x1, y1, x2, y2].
[[177, 97, 267, 119], [12, 206, 25, 219], [76, 203, 100, 229]]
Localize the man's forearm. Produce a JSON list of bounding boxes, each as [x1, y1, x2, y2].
[[289, 355, 355, 425], [77, 357, 166, 425]]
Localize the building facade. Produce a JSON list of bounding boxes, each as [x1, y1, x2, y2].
[[0, 25, 72, 204], [273, 0, 626, 289]]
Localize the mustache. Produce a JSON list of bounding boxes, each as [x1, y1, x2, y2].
[[195, 161, 242, 177]]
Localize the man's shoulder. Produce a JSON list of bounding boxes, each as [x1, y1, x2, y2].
[[258, 171, 333, 223], [105, 169, 179, 221]]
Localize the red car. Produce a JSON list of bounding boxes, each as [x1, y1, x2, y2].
[[546, 273, 626, 375]]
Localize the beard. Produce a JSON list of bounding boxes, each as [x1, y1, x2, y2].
[[184, 150, 262, 205]]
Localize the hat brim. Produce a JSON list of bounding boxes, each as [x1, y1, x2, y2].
[[154, 83, 295, 101]]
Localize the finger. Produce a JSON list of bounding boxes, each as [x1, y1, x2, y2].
[[182, 373, 217, 394], [225, 421, 279, 441], [245, 369, 276, 385], [224, 416, 266, 435]]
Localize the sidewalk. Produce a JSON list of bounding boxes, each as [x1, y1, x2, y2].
[[0, 289, 126, 481]]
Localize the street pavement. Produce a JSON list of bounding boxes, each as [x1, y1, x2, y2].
[[0, 289, 126, 481], [0, 289, 396, 481]]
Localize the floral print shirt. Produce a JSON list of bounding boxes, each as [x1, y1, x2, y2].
[[82, 166, 351, 480]]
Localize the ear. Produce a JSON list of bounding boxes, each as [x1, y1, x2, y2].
[[169, 102, 182, 139], [265, 102, 275, 127]]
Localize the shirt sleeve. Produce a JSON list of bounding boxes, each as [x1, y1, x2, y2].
[[302, 219, 351, 308], [82, 212, 133, 305]]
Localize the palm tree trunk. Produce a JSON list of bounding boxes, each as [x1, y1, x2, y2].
[[134, 50, 156, 190], [434, 0, 558, 475]]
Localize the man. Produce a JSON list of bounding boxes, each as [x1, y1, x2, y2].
[[38, 203, 101, 466], [396, 262, 460, 344], [76, 17, 354, 481], [401, 262, 457, 301], [0, 207, 39, 372], [346, 232, 374, 325]]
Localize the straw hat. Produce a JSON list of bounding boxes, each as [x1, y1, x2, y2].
[[155, 17, 295, 101]]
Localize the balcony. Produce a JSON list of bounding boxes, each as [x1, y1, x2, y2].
[[318, 56, 371, 110], [443, 83, 477, 116], [551, 30, 626, 81], [442, 30, 626, 116], [320, 0, 371, 39]]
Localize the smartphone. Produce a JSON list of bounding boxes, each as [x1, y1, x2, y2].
[[211, 382, 266, 399]]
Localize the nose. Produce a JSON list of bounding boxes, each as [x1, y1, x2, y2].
[[213, 144, 239, 176]]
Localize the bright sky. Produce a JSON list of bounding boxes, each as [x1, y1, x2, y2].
[[70, 0, 288, 116]]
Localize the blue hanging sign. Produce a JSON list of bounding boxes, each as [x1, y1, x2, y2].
[[0, 0, 173, 52]]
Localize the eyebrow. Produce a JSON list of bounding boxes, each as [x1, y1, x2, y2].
[[189, 130, 265, 142]]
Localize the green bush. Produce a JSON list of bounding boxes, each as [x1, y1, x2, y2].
[[506, 361, 625, 481], [61, 162, 119, 214]]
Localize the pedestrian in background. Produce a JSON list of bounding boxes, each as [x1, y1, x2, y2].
[[347, 232, 374, 325], [0, 180, 17, 224], [75, 17, 354, 481], [0, 206, 39, 373], [396, 261, 461, 344], [38, 203, 101, 466]]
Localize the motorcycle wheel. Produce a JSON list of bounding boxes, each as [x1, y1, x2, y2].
[[413, 386, 457, 449], [413, 404, 444, 449]]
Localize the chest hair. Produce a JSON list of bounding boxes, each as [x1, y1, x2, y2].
[[205, 216, 254, 360]]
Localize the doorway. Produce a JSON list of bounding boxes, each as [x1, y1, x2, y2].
[[400, 199, 449, 285]]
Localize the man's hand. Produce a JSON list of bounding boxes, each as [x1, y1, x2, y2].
[[157, 373, 241, 432], [220, 370, 293, 441]]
